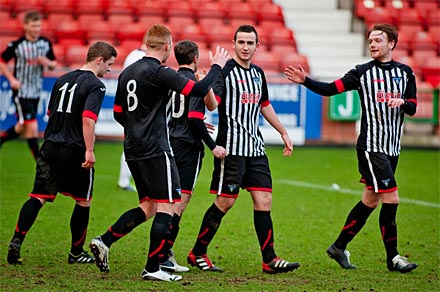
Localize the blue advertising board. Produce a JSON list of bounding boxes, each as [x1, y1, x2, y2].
[[0, 76, 322, 145]]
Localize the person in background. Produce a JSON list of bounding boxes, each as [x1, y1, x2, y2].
[[7, 41, 117, 266], [160, 39, 227, 273], [187, 25, 300, 274], [0, 10, 56, 160], [116, 32, 148, 192], [89, 24, 229, 282], [284, 23, 418, 273]]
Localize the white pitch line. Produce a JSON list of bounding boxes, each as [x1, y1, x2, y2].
[[276, 179, 440, 208]]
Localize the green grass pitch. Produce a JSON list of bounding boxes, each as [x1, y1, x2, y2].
[[0, 140, 439, 291]]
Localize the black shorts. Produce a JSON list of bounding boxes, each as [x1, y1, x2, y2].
[[210, 155, 272, 198], [171, 139, 204, 195], [14, 97, 39, 123], [357, 149, 398, 193], [128, 152, 181, 203], [30, 141, 94, 202]]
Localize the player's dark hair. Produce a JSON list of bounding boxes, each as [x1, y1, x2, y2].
[[368, 23, 398, 50], [24, 11, 41, 23], [86, 42, 117, 63], [234, 25, 259, 43], [174, 40, 199, 66]]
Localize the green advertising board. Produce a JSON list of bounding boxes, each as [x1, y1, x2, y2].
[[329, 91, 361, 121]]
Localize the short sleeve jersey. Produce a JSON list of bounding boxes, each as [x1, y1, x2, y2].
[[337, 59, 417, 155], [114, 57, 195, 161], [44, 70, 106, 148], [169, 67, 206, 149], [1, 36, 56, 99], [214, 59, 270, 157]]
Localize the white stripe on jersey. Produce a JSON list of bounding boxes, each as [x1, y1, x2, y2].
[[164, 152, 173, 202], [14, 96, 25, 124], [224, 66, 265, 156], [360, 66, 407, 156]]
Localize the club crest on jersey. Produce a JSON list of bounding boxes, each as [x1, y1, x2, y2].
[[392, 77, 402, 87], [252, 77, 262, 87], [381, 179, 390, 187]]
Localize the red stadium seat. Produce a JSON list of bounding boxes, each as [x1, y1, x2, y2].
[[268, 26, 296, 47], [54, 20, 84, 44], [133, 0, 167, 19], [253, 3, 285, 25], [137, 15, 167, 29], [198, 18, 225, 29], [107, 0, 134, 17], [395, 7, 424, 27], [412, 48, 438, 65], [354, 0, 383, 20], [411, 31, 437, 52], [107, 14, 135, 28], [207, 24, 235, 45], [0, 16, 22, 37], [165, 1, 195, 20], [76, 0, 108, 16], [114, 22, 147, 45], [226, 2, 257, 25], [193, 1, 227, 22], [252, 49, 281, 73], [65, 45, 89, 66], [42, 0, 75, 16], [421, 56, 440, 87], [11, 0, 43, 16], [197, 47, 213, 71], [79, 17, 115, 44], [176, 23, 207, 44], [52, 44, 66, 67], [279, 53, 310, 75], [166, 16, 197, 36], [426, 9, 440, 26], [270, 43, 298, 56], [363, 7, 395, 28]]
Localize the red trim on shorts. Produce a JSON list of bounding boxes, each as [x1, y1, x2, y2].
[[359, 179, 398, 193], [29, 193, 56, 200], [113, 104, 122, 113], [23, 119, 37, 125], [181, 80, 196, 96], [60, 191, 91, 201], [215, 95, 221, 105], [335, 79, 345, 93], [188, 111, 204, 120], [47, 109, 51, 116], [261, 100, 270, 107], [83, 110, 98, 122], [246, 187, 272, 192], [181, 189, 193, 195], [210, 190, 239, 198]]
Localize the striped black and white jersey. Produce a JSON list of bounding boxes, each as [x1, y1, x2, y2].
[[303, 59, 417, 156], [214, 59, 270, 157], [1, 36, 56, 99]]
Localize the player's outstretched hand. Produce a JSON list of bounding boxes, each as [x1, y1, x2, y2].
[[284, 65, 306, 84], [209, 46, 230, 68]]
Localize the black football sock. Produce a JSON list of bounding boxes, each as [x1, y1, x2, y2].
[[26, 138, 39, 160], [145, 212, 172, 272], [70, 204, 90, 255], [100, 207, 146, 247], [254, 210, 277, 263], [165, 213, 181, 253], [192, 203, 225, 256], [12, 197, 43, 243], [334, 201, 375, 250], [0, 126, 19, 146], [379, 203, 399, 260]]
